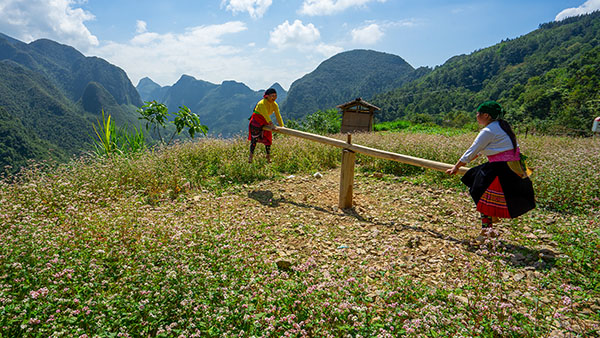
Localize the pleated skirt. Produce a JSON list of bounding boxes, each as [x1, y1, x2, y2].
[[461, 161, 535, 218]]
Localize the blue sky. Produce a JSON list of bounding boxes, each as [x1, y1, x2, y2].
[[0, 0, 598, 91]]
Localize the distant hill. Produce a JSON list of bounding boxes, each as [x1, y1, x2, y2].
[[281, 49, 428, 120], [137, 77, 171, 103], [0, 33, 143, 172], [371, 12, 600, 134], [136, 76, 288, 137]]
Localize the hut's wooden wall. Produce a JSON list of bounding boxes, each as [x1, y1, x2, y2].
[[341, 111, 372, 133]]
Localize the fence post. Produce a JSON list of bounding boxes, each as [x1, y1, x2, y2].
[[339, 134, 355, 209]]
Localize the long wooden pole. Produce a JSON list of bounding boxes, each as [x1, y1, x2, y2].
[[266, 126, 470, 175]]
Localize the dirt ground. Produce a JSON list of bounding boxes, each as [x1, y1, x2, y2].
[[190, 168, 563, 292]]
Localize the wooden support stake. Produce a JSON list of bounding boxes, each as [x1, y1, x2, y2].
[[339, 149, 355, 209]]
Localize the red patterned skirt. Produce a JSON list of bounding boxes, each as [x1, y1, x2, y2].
[[248, 112, 272, 146], [476, 177, 511, 218], [461, 162, 535, 219]]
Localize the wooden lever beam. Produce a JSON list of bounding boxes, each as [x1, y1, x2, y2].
[[265, 126, 469, 175]]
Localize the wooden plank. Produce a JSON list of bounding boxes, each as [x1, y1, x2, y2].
[[265, 126, 470, 175], [339, 149, 355, 208]]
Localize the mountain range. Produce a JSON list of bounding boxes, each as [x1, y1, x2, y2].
[[2, 11, 600, 171], [136, 49, 428, 135], [0, 33, 143, 171], [137, 76, 287, 137]]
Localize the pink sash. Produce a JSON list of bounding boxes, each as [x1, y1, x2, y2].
[[487, 148, 520, 162]]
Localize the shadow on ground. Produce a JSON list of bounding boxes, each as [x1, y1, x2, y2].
[[248, 189, 556, 271]]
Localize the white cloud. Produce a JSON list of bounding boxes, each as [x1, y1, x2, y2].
[[556, 0, 600, 21], [268, 19, 343, 57], [299, 0, 387, 16], [135, 20, 147, 34], [269, 19, 321, 47], [315, 43, 344, 57], [351, 23, 383, 45], [0, 0, 98, 49], [90, 21, 277, 88], [221, 0, 272, 19]]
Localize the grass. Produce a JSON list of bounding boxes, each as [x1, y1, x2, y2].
[[0, 130, 598, 337]]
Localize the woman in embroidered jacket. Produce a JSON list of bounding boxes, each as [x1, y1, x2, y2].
[[446, 101, 535, 236], [248, 88, 284, 163]]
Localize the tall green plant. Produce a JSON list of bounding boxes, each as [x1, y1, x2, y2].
[[91, 109, 146, 157], [138, 101, 208, 145], [92, 109, 116, 156], [113, 124, 146, 154], [138, 101, 169, 143], [170, 106, 209, 143]]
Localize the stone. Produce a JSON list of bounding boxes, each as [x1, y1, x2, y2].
[[511, 253, 526, 264], [548, 329, 566, 338], [513, 273, 526, 282], [407, 236, 421, 249], [276, 259, 292, 270]]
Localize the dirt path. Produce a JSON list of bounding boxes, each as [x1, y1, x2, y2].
[[189, 168, 559, 293]]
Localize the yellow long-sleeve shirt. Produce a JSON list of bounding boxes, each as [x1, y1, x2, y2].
[[254, 98, 284, 127]]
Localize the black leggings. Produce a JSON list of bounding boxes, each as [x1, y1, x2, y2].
[[250, 142, 270, 155], [249, 125, 270, 154]]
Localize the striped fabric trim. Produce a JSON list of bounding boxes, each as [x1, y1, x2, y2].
[[477, 177, 511, 218]]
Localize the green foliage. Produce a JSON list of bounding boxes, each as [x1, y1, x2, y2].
[[294, 108, 341, 135], [91, 110, 147, 157], [138, 100, 208, 145], [0, 34, 145, 172], [284, 118, 302, 130], [374, 119, 474, 136], [0, 106, 61, 173], [373, 119, 411, 131], [172, 105, 209, 139], [371, 11, 600, 135], [281, 50, 425, 120], [92, 110, 115, 156], [0, 131, 597, 337], [138, 100, 170, 142]]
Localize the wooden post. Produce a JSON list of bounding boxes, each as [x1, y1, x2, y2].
[[339, 134, 355, 209], [339, 149, 355, 209]]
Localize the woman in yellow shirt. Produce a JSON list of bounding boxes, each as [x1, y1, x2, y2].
[[248, 88, 284, 163]]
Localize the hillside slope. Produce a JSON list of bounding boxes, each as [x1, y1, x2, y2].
[[372, 12, 600, 133], [0, 131, 597, 336], [0, 33, 143, 171], [281, 49, 428, 120]]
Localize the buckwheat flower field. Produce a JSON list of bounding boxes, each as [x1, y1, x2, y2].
[[0, 131, 598, 337]]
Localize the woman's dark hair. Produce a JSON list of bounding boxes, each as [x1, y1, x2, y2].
[[498, 119, 518, 152]]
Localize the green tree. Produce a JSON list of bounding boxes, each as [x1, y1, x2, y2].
[[298, 109, 341, 135], [137, 100, 208, 145]]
